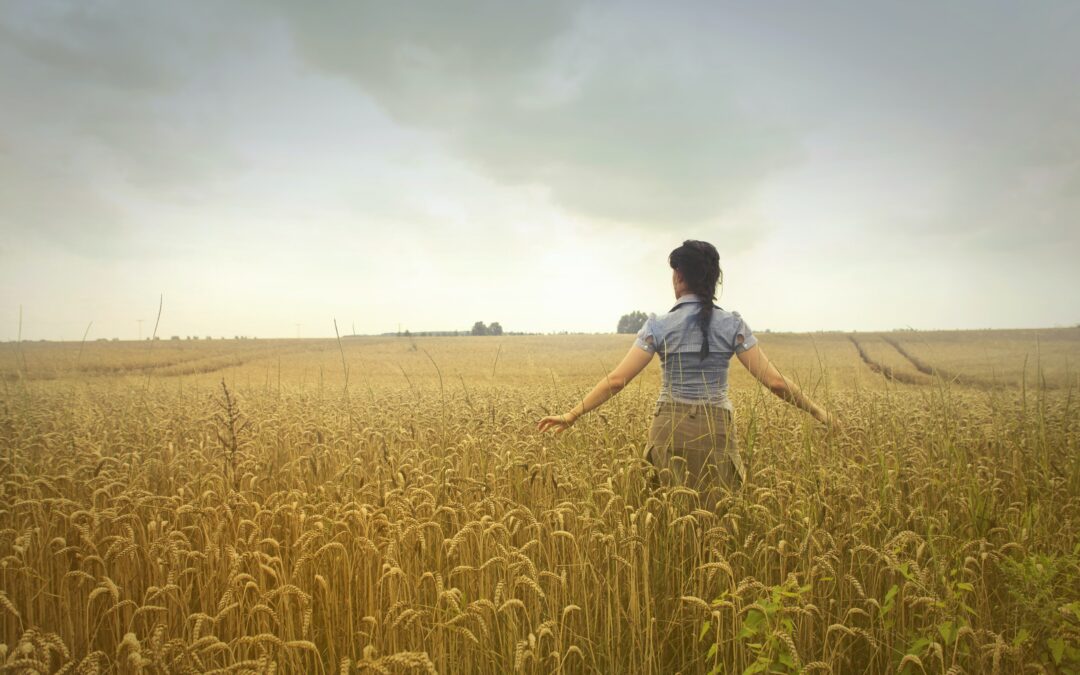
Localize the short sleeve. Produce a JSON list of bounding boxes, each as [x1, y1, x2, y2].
[[634, 316, 657, 353], [732, 311, 758, 353]]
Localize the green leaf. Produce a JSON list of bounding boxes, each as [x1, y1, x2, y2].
[[884, 585, 899, 603], [882, 585, 899, 616], [700, 621, 712, 642], [743, 609, 766, 633], [907, 637, 931, 655], [898, 562, 915, 581], [1012, 628, 1030, 648], [938, 621, 957, 646], [1047, 637, 1065, 665], [707, 663, 724, 675], [706, 643, 717, 660], [1064, 601, 1080, 623], [742, 658, 768, 675], [956, 582, 974, 592]]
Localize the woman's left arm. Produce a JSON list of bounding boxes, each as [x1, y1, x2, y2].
[[537, 343, 654, 433]]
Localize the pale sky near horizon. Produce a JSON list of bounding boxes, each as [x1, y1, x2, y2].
[[2, 1, 1078, 340]]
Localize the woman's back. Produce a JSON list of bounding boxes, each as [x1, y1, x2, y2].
[[537, 239, 833, 499], [634, 294, 757, 409]]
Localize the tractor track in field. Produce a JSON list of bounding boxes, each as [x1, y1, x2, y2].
[[848, 335, 933, 386], [880, 336, 1019, 390], [1, 342, 330, 382], [1, 353, 266, 382]]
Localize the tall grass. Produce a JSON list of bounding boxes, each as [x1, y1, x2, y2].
[[0, 335, 1077, 673]]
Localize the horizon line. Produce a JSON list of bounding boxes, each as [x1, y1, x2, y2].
[[4, 324, 1079, 344]]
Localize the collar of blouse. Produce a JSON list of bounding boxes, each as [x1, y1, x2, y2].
[[670, 293, 720, 311]]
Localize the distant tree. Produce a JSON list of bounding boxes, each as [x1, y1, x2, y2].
[[171, 335, 180, 340], [471, 321, 489, 336], [617, 311, 648, 334], [489, 322, 503, 336]]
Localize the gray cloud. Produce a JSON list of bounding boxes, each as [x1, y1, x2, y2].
[[735, 1, 1080, 250], [9, 0, 1075, 254], [2, 1, 1079, 337], [275, 1, 798, 231], [0, 1, 250, 258], [272, 0, 1080, 251], [0, 149, 126, 258]]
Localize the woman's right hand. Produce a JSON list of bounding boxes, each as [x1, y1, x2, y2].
[[816, 409, 843, 433], [537, 412, 577, 434]]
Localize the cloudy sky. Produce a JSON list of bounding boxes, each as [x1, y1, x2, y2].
[[2, 1, 1078, 340]]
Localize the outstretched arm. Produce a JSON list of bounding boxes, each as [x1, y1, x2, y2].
[[736, 344, 835, 427], [537, 343, 654, 433]]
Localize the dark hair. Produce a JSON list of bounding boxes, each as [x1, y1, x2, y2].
[[669, 240, 722, 359]]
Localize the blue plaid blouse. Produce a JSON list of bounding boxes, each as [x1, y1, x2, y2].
[[633, 294, 757, 410]]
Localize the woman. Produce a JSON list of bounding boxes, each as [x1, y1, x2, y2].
[[537, 240, 833, 504]]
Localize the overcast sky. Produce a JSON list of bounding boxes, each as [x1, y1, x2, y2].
[[2, 1, 1078, 340]]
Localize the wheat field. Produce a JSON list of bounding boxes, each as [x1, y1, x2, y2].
[[1, 330, 1078, 674]]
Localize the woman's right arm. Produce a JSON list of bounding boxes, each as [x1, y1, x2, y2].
[[736, 344, 834, 427], [537, 342, 654, 434]]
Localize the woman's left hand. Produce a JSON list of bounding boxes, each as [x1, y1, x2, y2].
[[537, 412, 577, 433]]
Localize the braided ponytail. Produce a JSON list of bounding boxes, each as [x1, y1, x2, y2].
[[668, 240, 722, 359]]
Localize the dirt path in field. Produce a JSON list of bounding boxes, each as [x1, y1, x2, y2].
[[1, 342, 329, 382], [848, 335, 933, 385], [880, 336, 1013, 389]]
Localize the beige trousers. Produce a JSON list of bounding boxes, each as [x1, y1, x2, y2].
[[644, 400, 746, 506]]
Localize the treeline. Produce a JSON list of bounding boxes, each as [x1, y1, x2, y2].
[[617, 311, 648, 334], [379, 322, 526, 338], [470, 321, 502, 336]]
